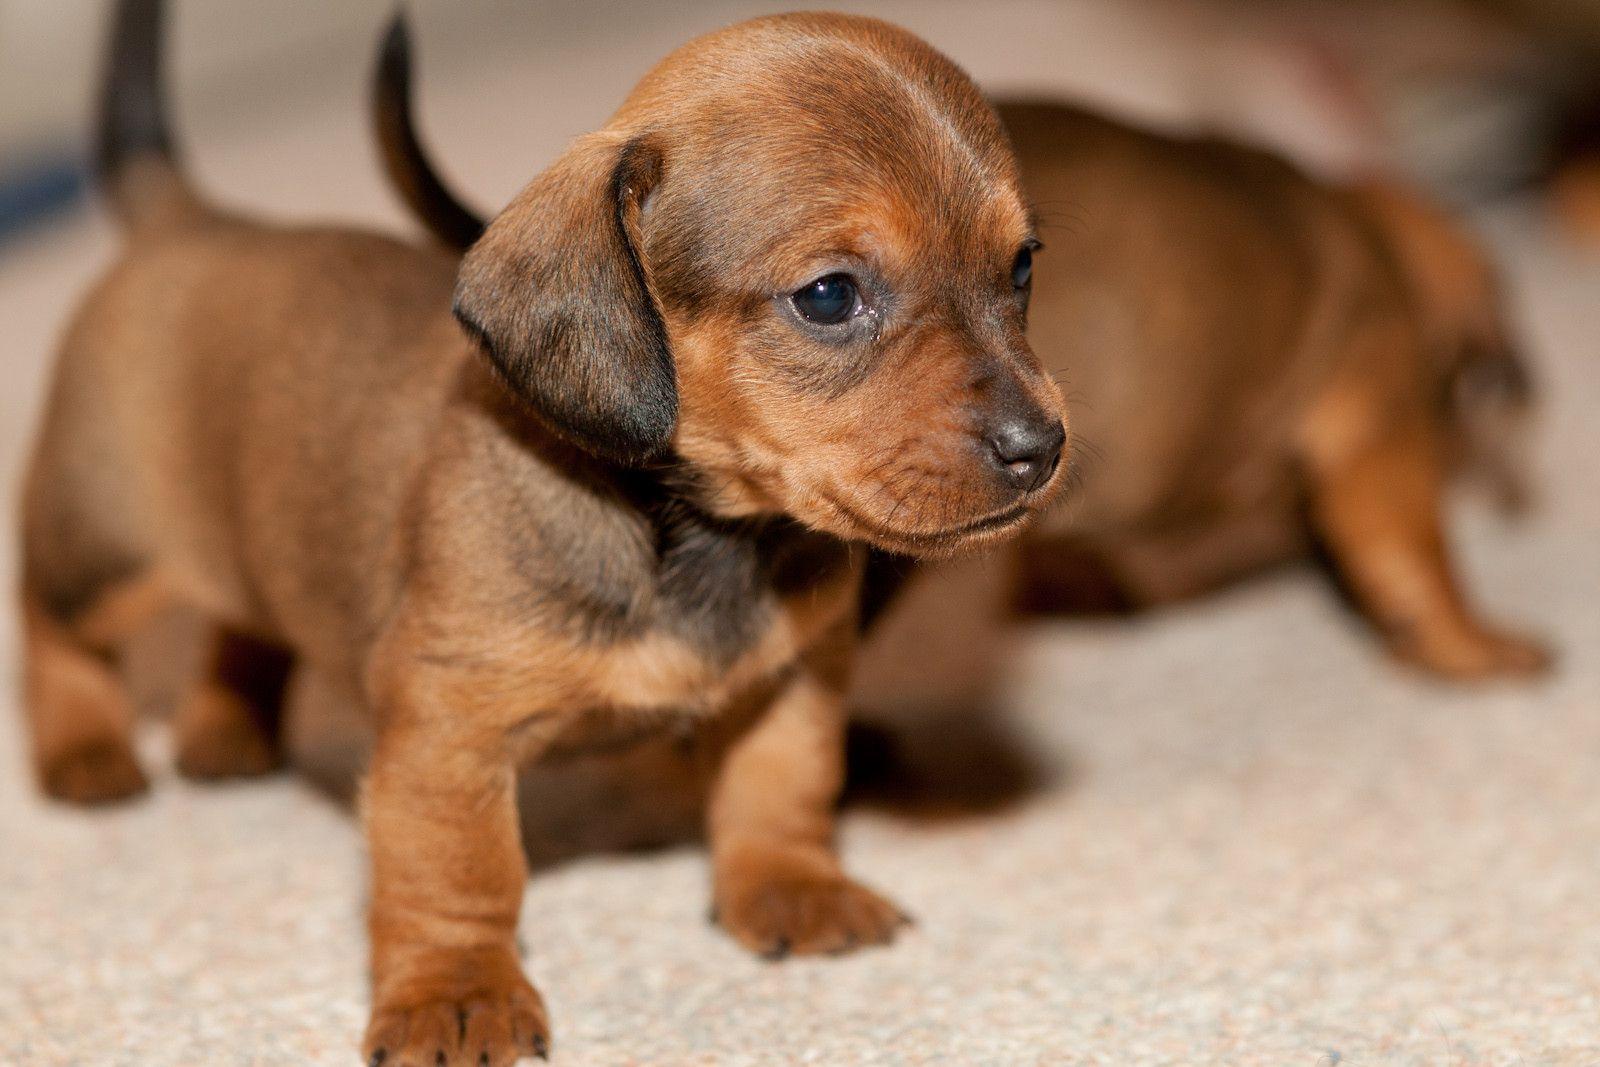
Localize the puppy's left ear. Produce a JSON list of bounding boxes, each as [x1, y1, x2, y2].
[[453, 133, 675, 463]]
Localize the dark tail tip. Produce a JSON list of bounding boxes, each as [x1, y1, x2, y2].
[[96, 0, 176, 198], [376, 7, 413, 92], [372, 8, 486, 252]]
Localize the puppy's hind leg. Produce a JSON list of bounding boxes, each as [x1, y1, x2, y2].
[[20, 579, 161, 805], [172, 627, 292, 781], [1303, 412, 1551, 681]]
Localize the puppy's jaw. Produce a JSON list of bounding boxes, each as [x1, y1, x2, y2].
[[803, 426, 1073, 559], [810, 492, 1036, 559], [670, 318, 1071, 558]]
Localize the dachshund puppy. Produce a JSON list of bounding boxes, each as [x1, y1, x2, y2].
[[20, 4, 1065, 1064], [1000, 101, 1547, 680], [373, 39, 1546, 682]]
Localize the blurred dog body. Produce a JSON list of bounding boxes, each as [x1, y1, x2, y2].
[[1001, 101, 1544, 675], [19, 3, 1067, 1062]]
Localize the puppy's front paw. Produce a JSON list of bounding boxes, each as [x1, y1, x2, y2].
[[714, 847, 911, 959], [1395, 623, 1554, 681], [363, 964, 548, 1067]]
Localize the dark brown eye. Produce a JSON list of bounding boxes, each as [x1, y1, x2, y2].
[[1012, 245, 1034, 289], [792, 273, 860, 325]]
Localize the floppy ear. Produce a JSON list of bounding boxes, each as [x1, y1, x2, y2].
[[453, 133, 675, 463]]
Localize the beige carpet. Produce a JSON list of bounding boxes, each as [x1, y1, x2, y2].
[[3, 3, 1599, 1064]]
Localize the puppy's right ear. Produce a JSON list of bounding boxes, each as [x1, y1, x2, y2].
[[453, 133, 675, 464]]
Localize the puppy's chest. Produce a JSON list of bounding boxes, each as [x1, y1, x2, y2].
[[575, 515, 855, 716]]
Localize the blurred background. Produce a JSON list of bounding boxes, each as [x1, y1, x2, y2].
[[4, 0, 1600, 240], [2, 2, 1598, 1064]]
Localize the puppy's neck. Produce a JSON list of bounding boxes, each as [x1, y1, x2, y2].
[[464, 355, 822, 555], [632, 461, 775, 532]]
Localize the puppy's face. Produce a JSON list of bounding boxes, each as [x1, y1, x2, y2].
[[656, 121, 1064, 556], [454, 14, 1067, 557]]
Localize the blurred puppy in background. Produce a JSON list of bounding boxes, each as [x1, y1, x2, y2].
[[373, 34, 1547, 686], [20, 2, 1066, 1063], [998, 102, 1545, 678]]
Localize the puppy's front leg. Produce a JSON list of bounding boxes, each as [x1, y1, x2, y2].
[[360, 675, 549, 1067], [1306, 418, 1551, 681], [709, 632, 910, 958]]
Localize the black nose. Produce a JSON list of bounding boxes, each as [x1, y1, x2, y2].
[[985, 415, 1065, 493]]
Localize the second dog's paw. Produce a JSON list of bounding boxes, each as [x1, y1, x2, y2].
[[714, 849, 911, 958], [1396, 624, 1554, 681]]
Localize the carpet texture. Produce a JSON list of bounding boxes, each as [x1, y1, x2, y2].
[[3, 3, 1598, 1064]]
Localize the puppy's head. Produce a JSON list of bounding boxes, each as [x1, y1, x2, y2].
[[1353, 181, 1537, 513], [453, 14, 1066, 556]]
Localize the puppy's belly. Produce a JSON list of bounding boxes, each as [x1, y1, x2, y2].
[[1033, 503, 1309, 610]]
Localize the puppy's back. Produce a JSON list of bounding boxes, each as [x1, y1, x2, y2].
[[24, 219, 464, 642], [999, 101, 1339, 528]]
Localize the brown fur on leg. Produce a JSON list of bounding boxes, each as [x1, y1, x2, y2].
[[356, 617, 556, 1067], [1306, 418, 1551, 680], [359, 645, 551, 1067], [21, 595, 148, 805], [173, 627, 291, 780], [1299, 300, 1551, 681], [709, 626, 910, 958]]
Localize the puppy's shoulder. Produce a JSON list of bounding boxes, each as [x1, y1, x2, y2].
[[1002, 99, 1327, 246], [405, 368, 655, 634]]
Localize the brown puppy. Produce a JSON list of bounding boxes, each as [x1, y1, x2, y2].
[[1001, 101, 1547, 679], [20, 4, 1065, 1065], [373, 37, 1546, 682]]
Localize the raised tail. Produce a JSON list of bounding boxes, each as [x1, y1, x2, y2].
[[97, 0, 203, 230], [372, 11, 486, 252]]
